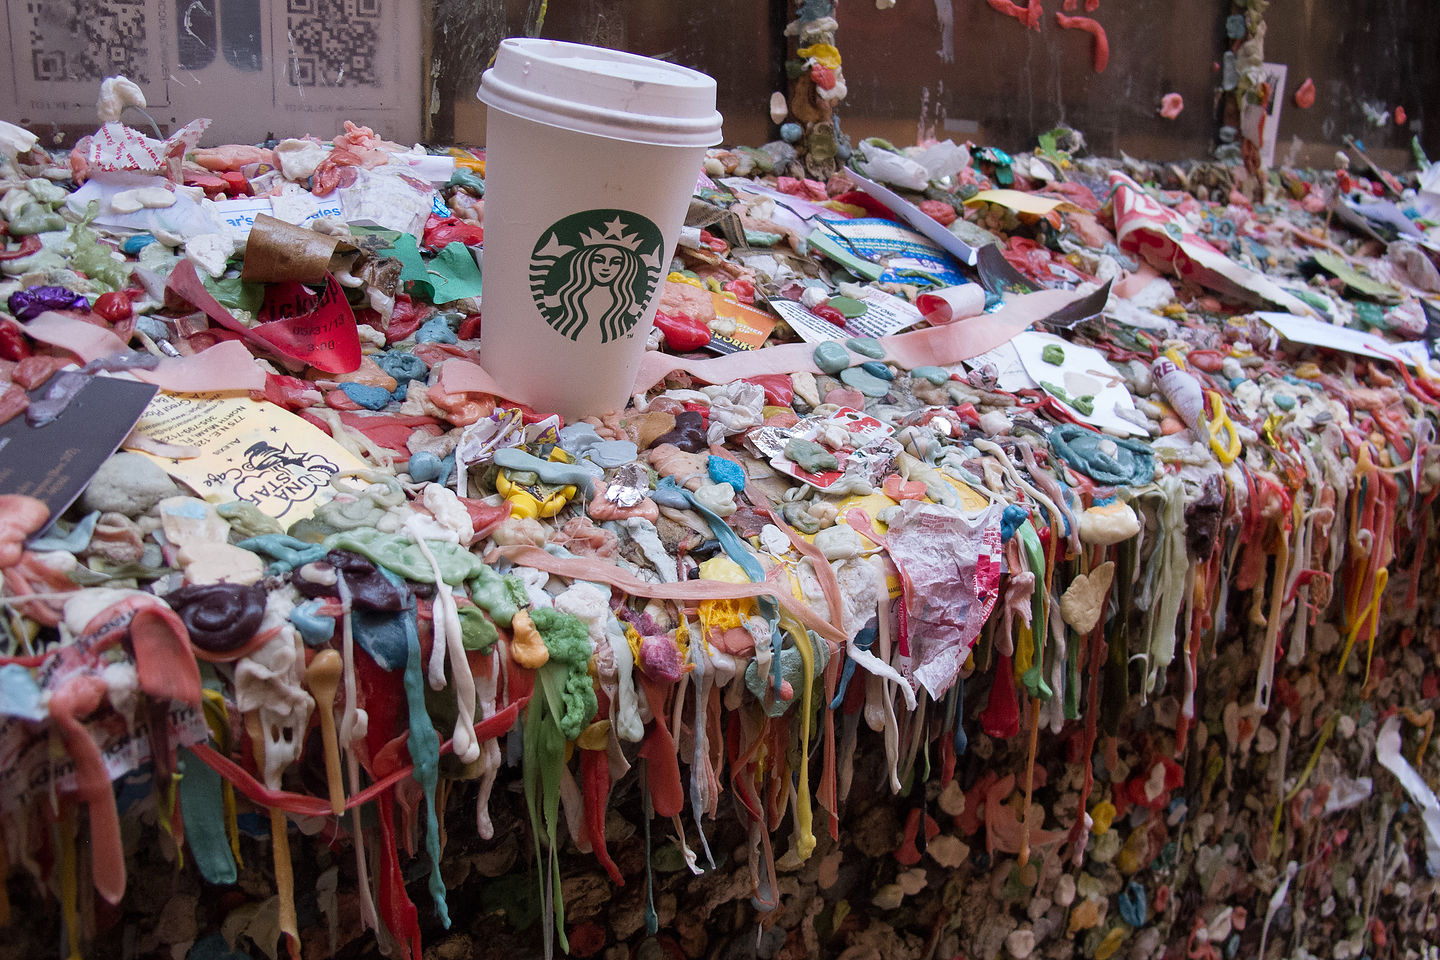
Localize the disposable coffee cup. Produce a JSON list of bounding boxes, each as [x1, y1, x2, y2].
[[477, 39, 723, 420]]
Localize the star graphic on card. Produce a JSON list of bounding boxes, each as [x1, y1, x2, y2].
[[602, 216, 628, 238]]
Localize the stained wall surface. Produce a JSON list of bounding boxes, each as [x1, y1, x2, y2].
[[2, 0, 1434, 168]]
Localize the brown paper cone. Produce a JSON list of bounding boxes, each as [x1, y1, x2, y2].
[[241, 213, 355, 284]]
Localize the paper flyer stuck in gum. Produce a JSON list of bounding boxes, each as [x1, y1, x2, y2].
[[128, 392, 369, 522]]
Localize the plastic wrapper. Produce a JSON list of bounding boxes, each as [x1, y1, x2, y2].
[[8, 285, 90, 321], [884, 501, 1005, 698]]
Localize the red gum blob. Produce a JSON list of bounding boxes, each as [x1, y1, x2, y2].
[[1159, 93, 1184, 119], [1294, 77, 1316, 109], [1055, 12, 1109, 72], [987, 0, 1043, 31]]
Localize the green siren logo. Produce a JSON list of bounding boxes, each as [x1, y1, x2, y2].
[[529, 209, 665, 343]]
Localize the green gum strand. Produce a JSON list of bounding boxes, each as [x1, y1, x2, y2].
[[402, 607, 448, 927]]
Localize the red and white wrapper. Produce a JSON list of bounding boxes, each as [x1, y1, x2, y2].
[[86, 119, 211, 181]]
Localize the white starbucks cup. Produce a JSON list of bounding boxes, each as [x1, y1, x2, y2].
[[477, 39, 723, 420]]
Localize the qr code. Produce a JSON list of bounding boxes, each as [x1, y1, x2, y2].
[[24, 0, 151, 84], [285, 0, 382, 87]]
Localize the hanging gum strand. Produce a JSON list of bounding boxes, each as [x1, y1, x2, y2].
[[781, 615, 816, 860], [1018, 694, 1041, 865], [0, 828, 9, 926], [1019, 509, 1068, 865], [201, 689, 245, 870], [305, 649, 347, 815], [1254, 520, 1291, 710], [1338, 446, 1397, 679], [60, 805, 80, 960], [1068, 609, 1107, 865], [335, 576, 380, 935], [246, 710, 300, 959], [1175, 544, 1220, 755], [1270, 714, 1337, 855]]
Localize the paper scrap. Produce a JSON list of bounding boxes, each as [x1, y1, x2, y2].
[[1310, 251, 1403, 302], [24, 311, 128, 363], [241, 214, 355, 284], [0, 376, 158, 534], [269, 187, 346, 231], [1010, 331, 1147, 437], [962, 340, 1038, 391], [128, 392, 368, 522], [338, 168, 435, 235], [212, 196, 276, 242], [845, 168, 979, 266], [705, 295, 776, 354], [1111, 172, 1316, 317], [965, 189, 1067, 218], [1345, 197, 1424, 240], [770, 289, 925, 344], [1257, 311, 1435, 370], [0, 701, 206, 814], [976, 243, 1037, 295], [86, 119, 209, 176], [167, 260, 362, 374], [385, 235, 484, 304], [393, 153, 456, 183], [67, 172, 219, 236], [128, 340, 266, 393], [886, 501, 1004, 698], [1239, 63, 1287, 170]]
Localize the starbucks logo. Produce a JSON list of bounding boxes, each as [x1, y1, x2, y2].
[[529, 209, 665, 343]]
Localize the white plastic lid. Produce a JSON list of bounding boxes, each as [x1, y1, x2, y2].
[[478, 39, 723, 148]]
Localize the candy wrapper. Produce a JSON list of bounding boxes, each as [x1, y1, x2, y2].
[[748, 406, 899, 489], [8, 285, 90, 321], [884, 500, 1004, 698], [1110, 170, 1315, 316], [84, 119, 211, 182]]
